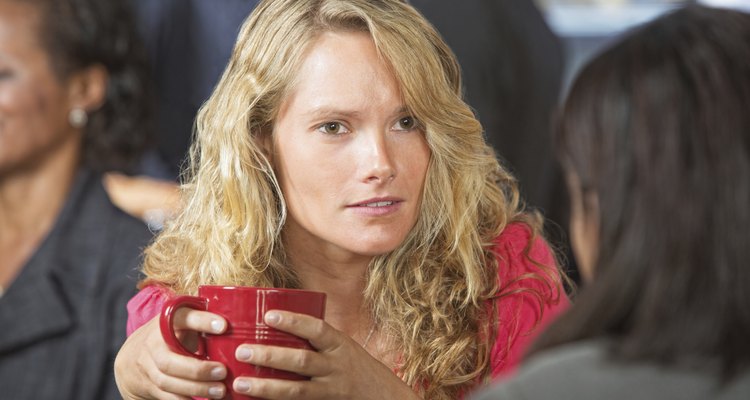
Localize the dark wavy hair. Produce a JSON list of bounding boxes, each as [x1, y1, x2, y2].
[[28, 0, 152, 173], [534, 5, 750, 379]]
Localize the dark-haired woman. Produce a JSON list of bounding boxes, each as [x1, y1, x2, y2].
[[0, 0, 153, 398], [473, 5, 750, 400]]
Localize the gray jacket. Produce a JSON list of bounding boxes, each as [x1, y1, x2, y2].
[[0, 169, 152, 399], [472, 339, 750, 400]]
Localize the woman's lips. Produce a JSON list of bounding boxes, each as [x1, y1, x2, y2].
[[347, 199, 403, 216]]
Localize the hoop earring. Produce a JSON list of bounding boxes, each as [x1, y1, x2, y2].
[[68, 108, 88, 128]]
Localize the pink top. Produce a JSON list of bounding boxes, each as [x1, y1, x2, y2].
[[127, 223, 568, 383], [486, 223, 569, 379]]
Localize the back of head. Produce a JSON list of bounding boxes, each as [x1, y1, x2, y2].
[[26, 0, 152, 172], [544, 5, 750, 377]]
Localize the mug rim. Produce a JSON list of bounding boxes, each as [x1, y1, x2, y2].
[[197, 285, 325, 296]]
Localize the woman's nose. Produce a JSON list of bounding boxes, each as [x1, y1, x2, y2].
[[361, 132, 396, 183]]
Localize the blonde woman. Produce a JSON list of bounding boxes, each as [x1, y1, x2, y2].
[[114, 1, 568, 399]]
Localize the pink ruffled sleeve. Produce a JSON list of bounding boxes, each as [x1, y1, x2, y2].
[[126, 285, 174, 336], [488, 223, 570, 379]]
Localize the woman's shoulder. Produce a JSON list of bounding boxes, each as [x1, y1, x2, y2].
[[126, 284, 173, 336], [491, 222, 556, 286], [475, 339, 750, 400], [475, 340, 608, 399], [487, 222, 569, 378], [493, 222, 533, 249]]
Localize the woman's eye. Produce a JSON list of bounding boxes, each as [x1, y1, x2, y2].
[[393, 116, 418, 131], [317, 121, 348, 135]]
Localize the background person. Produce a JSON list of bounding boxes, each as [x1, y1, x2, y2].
[[473, 5, 750, 400], [114, 1, 569, 399], [0, 0, 153, 398]]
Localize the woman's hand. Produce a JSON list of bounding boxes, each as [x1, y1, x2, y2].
[[114, 310, 229, 400], [230, 310, 422, 400]]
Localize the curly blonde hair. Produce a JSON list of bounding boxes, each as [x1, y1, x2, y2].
[[141, 0, 562, 398]]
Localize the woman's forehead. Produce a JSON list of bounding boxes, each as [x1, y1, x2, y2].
[[278, 30, 405, 118]]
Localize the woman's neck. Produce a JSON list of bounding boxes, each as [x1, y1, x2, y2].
[[0, 150, 79, 288], [284, 238, 374, 340]]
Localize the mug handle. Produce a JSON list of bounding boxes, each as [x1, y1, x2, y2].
[[159, 295, 208, 358]]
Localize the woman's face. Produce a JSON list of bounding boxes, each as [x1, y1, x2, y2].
[[0, 1, 79, 176], [271, 30, 431, 262]]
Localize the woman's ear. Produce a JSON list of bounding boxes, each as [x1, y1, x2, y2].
[[258, 124, 275, 164], [66, 64, 109, 113], [565, 169, 600, 282], [581, 188, 600, 278]]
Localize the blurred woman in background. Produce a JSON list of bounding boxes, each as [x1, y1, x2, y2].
[[0, 0, 153, 398], [473, 5, 750, 400]]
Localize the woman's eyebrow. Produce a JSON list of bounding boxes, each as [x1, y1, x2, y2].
[[304, 106, 362, 119], [304, 105, 409, 119], [390, 106, 409, 118]]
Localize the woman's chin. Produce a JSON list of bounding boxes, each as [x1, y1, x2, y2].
[[350, 241, 403, 258]]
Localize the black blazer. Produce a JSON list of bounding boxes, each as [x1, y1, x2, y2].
[[0, 169, 153, 399]]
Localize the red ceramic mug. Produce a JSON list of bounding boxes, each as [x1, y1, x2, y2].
[[160, 285, 327, 400]]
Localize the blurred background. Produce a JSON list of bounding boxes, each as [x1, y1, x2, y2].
[[536, 0, 750, 94]]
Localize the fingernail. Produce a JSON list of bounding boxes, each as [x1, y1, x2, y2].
[[235, 379, 251, 392], [236, 346, 253, 361], [208, 386, 225, 398], [210, 366, 226, 380], [265, 311, 281, 325], [211, 319, 225, 333]]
